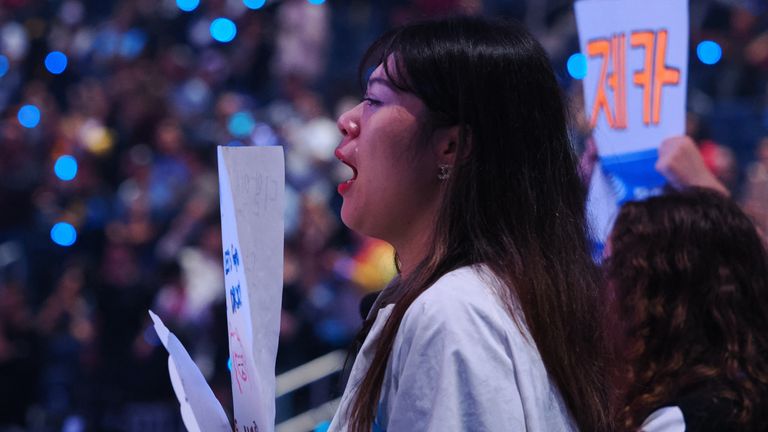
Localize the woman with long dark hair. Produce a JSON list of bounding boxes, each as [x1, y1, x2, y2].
[[329, 16, 613, 431], [607, 188, 768, 431]]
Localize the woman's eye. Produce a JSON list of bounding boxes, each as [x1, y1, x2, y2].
[[362, 97, 381, 107]]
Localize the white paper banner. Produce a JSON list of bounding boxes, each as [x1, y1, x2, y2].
[[149, 310, 231, 432], [576, 0, 689, 246], [575, 0, 688, 158], [218, 145, 285, 432]]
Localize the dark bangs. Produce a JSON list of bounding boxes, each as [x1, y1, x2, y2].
[[356, 22, 459, 129], [357, 27, 415, 94]]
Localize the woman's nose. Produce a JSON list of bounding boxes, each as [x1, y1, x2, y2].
[[337, 109, 361, 139]]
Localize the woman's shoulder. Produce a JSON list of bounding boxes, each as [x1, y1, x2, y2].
[[407, 265, 504, 318], [398, 264, 525, 344], [384, 265, 575, 431], [416, 264, 500, 302]]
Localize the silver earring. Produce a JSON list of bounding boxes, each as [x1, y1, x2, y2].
[[438, 164, 451, 181]]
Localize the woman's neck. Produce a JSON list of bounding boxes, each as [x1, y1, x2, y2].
[[391, 225, 433, 280], [387, 191, 443, 279]]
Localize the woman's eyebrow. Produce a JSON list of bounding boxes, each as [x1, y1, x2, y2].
[[366, 77, 398, 92]]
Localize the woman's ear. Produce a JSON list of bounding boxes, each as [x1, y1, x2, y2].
[[431, 125, 471, 166]]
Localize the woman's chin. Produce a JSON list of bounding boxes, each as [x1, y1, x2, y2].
[[339, 206, 359, 232], [340, 207, 376, 239]]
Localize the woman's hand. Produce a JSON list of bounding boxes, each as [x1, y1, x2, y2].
[[655, 136, 730, 196]]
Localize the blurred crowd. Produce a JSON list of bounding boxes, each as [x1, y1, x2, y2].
[[0, 0, 766, 431]]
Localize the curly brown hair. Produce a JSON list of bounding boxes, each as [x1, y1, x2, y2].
[[607, 188, 768, 431]]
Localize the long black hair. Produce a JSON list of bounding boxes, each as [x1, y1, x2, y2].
[[347, 16, 614, 432]]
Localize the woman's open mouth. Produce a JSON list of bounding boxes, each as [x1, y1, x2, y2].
[[335, 148, 358, 195]]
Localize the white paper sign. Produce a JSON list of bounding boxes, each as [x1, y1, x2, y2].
[[576, 0, 688, 158], [218, 146, 285, 432], [576, 0, 688, 245], [149, 310, 231, 432]]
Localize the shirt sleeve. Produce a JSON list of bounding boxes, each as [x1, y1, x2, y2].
[[643, 394, 742, 432], [381, 297, 528, 432], [640, 406, 686, 432]]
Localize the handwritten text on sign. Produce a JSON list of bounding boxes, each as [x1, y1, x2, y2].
[[218, 146, 285, 432], [224, 244, 243, 313]]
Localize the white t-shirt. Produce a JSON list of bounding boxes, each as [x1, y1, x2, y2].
[[640, 407, 686, 432], [328, 265, 576, 431]]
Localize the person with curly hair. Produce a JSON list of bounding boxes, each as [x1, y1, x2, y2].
[[607, 188, 768, 432]]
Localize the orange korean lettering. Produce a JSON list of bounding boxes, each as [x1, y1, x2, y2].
[[630, 31, 654, 125], [620, 33, 628, 128], [652, 29, 681, 124], [609, 33, 628, 129], [587, 38, 615, 128]]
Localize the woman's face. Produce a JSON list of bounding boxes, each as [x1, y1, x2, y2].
[[334, 60, 441, 244]]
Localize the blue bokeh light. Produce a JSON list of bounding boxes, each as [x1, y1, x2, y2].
[[0, 55, 9, 78], [176, 0, 200, 12], [210, 18, 237, 43], [51, 222, 77, 247], [45, 51, 68, 74], [244, 0, 266, 9], [227, 357, 232, 372], [55, 155, 78, 181], [120, 29, 148, 59], [18, 105, 41, 128], [697, 40, 722, 65], [567, 53, 587, 80], [251, 123, 278, 146], [307, 0, 325, 4], [228, 111, 256, 137]]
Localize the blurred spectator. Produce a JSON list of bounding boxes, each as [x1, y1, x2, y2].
[[36, 262, 94, 428], [273, 0, 330, 86], [0, 280, 39, 430]]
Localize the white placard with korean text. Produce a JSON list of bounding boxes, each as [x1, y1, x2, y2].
[[218, 146, 284, 432], [576, 0, 688, 248], [576, 0, 688, 159]]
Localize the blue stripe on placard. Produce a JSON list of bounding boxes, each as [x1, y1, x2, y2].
[[600, 148, 666, 203], [600, 147, 660, 165]]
